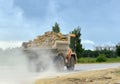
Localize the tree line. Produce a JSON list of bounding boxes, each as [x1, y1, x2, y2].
[[52, 22, 120, 59]]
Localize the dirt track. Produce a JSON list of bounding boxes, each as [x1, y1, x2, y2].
[[35, 67, 120, 84]]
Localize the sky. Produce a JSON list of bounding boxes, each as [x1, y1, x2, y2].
[[0, 0, 120, 50]]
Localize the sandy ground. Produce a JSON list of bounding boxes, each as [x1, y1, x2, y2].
[[35, 67, 120, 84]]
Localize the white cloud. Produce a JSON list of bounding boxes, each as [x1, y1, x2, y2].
[[0, 0, 60, 49], [82, 40, 95, 45], [0, 0, 24, 25], [0, 0, 30, 49], [0, 0, 28, 40], [0, 41, 23, 50], [81, 40, 116, 50], [99, 41, 115, 46], [81, 40, 95, 50]]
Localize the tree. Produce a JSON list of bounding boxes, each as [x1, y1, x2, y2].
[[116, 43, 120, 56], [52, 22, 60, 33], [70, 27, 83, 58], [82, 50, 99, 58]]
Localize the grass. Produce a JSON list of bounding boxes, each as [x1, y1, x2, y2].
[[77, 57, 120, 63], [77, 57, 96, 63], [106, 57, 120, 63]]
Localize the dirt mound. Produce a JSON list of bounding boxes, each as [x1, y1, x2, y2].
[[22, 31, 68, 48]]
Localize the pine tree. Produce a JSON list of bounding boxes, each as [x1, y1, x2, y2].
[[52, 22, 60, 33]]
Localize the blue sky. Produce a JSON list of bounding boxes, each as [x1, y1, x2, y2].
[[0, 0, 120, 49]]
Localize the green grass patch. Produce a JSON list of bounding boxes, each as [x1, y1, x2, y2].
[[77, 57, 96, 63], [77, 57, 120, 63], [106, 57, 120, 63]]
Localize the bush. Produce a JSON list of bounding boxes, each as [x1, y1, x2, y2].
[[96, 54, 107, 62]]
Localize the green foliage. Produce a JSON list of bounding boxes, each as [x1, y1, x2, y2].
[[77, 57, 96, 63], [82, 49, 116, 58], [96, 54, 107, 62], [116, 44, 120, 56], [70, 27, 83, 58], [99, 49, 116, 58], [52, 22, 60, 33], [77, 57, 120, 63], [82, 50, 99, 58]]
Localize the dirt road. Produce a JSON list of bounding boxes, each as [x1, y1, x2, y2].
[[35, 67, 120, 84], [35, 63, 120, 84], [1, 63, 120, 84], [75, 63, 120, 71]]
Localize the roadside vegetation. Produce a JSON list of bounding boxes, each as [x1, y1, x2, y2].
[[77, 45, 120, 63], [78, 57, 120, 63], [52, 22, 120, 63]]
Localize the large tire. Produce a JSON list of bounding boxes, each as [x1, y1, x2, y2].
[[27, 55, 38, 72], [28, 55, 45, 72], [54, 55, 65, 71], [67, 56, 75, 71], [36, 62, 45, 72]]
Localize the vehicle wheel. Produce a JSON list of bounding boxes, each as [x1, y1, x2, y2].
[[55, 55, 65, 71], [67, 56, 75, 71], [36, 63, 44, 72], [28, 57, 38, 72]]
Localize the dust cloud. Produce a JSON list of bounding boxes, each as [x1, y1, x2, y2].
[[0, 47, 60, 84], [0, 48, 28, 84]]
